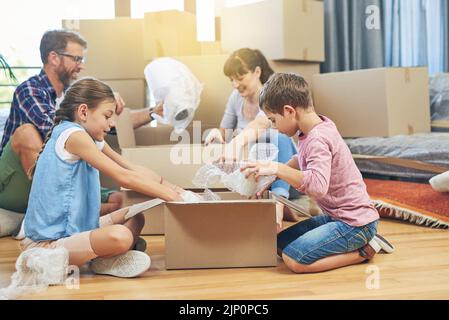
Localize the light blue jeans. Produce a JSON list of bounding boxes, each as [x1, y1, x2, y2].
[[278, 215, 378, 265]]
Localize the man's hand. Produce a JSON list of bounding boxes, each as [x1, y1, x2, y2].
[[152, 102, 164, 117], [114, 92, 125, 115]]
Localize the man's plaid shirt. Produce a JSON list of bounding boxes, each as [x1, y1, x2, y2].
[[0, 70, 57, 155]]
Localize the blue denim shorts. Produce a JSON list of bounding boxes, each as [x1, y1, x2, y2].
[[278, 215, 378, 265]]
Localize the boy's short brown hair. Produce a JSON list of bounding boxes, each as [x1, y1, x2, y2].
[[259, 73, 312, 115]]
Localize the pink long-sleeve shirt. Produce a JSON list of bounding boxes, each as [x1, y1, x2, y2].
[[296, 116, 379, 227]]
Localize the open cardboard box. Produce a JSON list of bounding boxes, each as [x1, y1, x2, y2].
[[123, 190, 255, 235], [123, 190, 278, 269], [114, 108, 225, 189]]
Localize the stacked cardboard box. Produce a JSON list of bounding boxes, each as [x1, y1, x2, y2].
[[221, 0, 325, 62], [312, 67, 431, 137], [143, 10, 201, 59], [62, 18, 147, 109]]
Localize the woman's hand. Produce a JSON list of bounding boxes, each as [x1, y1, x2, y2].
[[204, 128, 225, 145]]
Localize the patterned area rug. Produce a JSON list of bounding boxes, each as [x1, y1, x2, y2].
[[365, 179, 449, 229]]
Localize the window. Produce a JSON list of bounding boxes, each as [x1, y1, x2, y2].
[[131, 0, 184, 18]]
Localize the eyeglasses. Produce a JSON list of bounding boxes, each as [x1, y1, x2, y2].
[[56, 52, 85, 64]]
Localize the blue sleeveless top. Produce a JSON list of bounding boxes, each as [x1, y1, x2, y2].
[[24, 121, 101, 241]]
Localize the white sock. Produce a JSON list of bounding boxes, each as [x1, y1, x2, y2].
[[429, 171, 449, 193], [368, 238, 382, 253]]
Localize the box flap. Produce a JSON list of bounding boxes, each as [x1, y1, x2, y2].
[[124, 198, 165, 220], [270, 192, 312, 218]]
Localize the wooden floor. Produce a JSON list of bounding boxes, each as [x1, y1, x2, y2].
[[1, 219, 449, 300]]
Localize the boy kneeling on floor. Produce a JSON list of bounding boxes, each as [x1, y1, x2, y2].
[[241, 73, 394, 274]]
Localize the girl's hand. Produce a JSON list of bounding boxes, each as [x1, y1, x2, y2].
[[241, 161, 280, 182]]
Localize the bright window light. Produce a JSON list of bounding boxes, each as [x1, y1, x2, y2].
[[131, 0, 184, 18], [196, 0, 215, 41], [0, 0, 114, 66], [225, 0, 265, 8]]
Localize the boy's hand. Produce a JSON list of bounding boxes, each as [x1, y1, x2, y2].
[[241, 161, 280, 182]]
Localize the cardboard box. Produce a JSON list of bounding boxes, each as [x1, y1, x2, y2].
[[200, 41, 223, 55], [63, 18, 146, 80], [221, 0, 325, 61], [102, 79, 146, 109], [174, 55, 233, 127], [165, 199, 277, 269], [121, 144, 225, 189], [269, 61, 320, 88], [123, 190, 246, 235], [143, 10, 201, 60], [115, 108, 217, 148], [312, 67, 431, 138], [122, 190, 277, 269]]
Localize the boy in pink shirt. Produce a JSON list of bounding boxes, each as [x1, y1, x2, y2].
[[242, 73, 393, 274]]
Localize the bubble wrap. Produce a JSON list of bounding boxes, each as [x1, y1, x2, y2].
[[0, 247, 69, 300], [193, 143, 279, 197]]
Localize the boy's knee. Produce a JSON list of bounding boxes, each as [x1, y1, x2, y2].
[[11, 124, 43, 154], [282, 253, 312, 274], [107, 225, 134, 252]]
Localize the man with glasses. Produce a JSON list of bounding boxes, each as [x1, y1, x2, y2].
[[0, 29, 153, 237]]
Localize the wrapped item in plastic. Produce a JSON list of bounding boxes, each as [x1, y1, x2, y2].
[[144, 58, 203, 133], [0, 247, 69, 300], [429, 73, 449, 121], [202, 189, 222, 201], [180, 190, 203, 203], [192, 143, 279, 197]]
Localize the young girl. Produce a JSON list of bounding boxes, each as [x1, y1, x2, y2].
[[204, 48, 298, 220], [21, 78, 196, 278], [242, 73, 394, 273]]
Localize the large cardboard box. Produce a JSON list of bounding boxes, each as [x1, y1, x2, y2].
[[143, 11, 201, 60], [63, 18, 145, 80], [165, 199, 277, 269], [269, 61, 320, 88], [221, 0, 325, 62], [102, 79, 146, 109], [312, 67, 431, 138]]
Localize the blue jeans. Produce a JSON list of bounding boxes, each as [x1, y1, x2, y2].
[[258, 129, 297, 198], [278, 215, 378, 265]]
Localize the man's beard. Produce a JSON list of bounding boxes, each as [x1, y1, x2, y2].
[[57, 65, 76, 88]]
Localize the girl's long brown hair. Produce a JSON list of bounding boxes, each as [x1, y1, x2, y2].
[[29, 77, 115, 178]]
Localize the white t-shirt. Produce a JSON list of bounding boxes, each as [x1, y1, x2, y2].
[[55, 127, 105, 163]]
